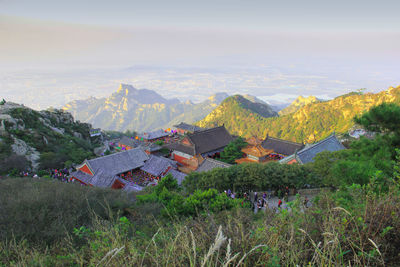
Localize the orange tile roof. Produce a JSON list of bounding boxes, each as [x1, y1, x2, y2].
[[241, 145, 273, 157]]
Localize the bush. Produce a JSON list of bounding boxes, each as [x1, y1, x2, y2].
[[0, 178, 132, 245], [0, 154, 30, 174], [183, 161, 317, 193]]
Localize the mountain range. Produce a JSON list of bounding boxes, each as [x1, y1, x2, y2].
[[63, 84, 230, 132], [196, 86, 400, 142]]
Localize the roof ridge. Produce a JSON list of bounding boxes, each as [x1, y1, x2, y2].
[[297, 134, 338, 155], [189, 125, 224, 136], [89, 147, 145, 162]]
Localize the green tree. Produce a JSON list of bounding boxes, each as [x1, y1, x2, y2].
[[354, 102, 400, 136], [219, 137, 247, 164]]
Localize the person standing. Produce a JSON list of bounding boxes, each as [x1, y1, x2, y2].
[[304, 196, 309, 208], [278, 199, 282, 208]]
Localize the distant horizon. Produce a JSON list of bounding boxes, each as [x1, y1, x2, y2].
[[3, 78, 399, 112]]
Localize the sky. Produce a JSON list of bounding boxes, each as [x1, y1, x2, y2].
[[0, 0, 399, 108]]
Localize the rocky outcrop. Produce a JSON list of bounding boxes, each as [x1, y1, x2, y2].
[[11, 137, 40, 171]]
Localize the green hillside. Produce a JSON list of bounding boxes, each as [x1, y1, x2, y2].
[[196, 94, 278, 136], [197, 86, 400, 142], [0, 102, 96, 172]]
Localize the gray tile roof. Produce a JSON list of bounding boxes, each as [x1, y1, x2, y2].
[[119, 136, 140, 148], [296, 134, 346, 164], [163, 169, 187, 185], [72, 148, 149, 187], [138, 129, 170, 140], [196, 158, 232, 172], [188, 126, 234, 155], [140, 155, 177, 177], [88, 148, 149, 175], [173, 122, 203, 132], [166, 142, 195, 156], [140, 142, 162, 152], [261, 136, 304, 156]]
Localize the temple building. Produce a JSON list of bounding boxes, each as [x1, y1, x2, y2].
[[261, 136, 304, 160], [137, 129, 170, 143], [118, 136, 140, 150], [235, 136, 304, 164], [173, 122, 203, 135], [166, 126, 234, 172], [70, 147, 149, 191], [279, 133, 346, 164], [196, 158, 232, 172], [235, 137, 272, 164], [117, 136, 162, 155], [70, 148, 186, 191]]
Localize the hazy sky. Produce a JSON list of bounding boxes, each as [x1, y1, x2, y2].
[[0, 0, 399, 109], [1, 0, 399, 67]]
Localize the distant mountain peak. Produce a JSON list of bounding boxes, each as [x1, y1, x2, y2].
[[208, 92, 229, 102], [242, 94, 268, 105], [117, 83, 136, 93], [63, 84, 228, 132], [279, 95, 320, 116]]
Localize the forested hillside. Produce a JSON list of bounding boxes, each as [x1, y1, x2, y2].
[[0, 102, 96, 173], [195, 94, 278, 136], [197, 86, 400, 142]]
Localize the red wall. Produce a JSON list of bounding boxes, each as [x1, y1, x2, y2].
[[111, 179, 125, 189], [174, 154, 191, 165], [78, 164, 93, 175]]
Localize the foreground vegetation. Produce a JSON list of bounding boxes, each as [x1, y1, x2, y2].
[[1, 177, 399, 266]]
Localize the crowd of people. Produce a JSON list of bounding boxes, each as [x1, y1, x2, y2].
[[9, 168, 73, 183], [224, 188, 311, 213]]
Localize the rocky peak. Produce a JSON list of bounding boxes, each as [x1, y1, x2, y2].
[[279, 95, 320, 116], [208, 92, 229, 103]]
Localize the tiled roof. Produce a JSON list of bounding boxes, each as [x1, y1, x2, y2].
[[196, 158, 232, 172], [173, 122, 203, 132], [242, 145, 272, 157], [188, 126, 234, 155], [261, 136, 304, 156], [138, 129, 170, 140], [119, 136, 140, 148], [72, 148, 149, 187], [140, 155, 177, 177], [166, 142, 195, 156], [163, 169, 187, 185], [88, 148, 149, 175], [296, 134, 345, 164], [140, 142, 162, 152]]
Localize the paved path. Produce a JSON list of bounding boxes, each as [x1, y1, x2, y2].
[[252, 195, 313, 213]]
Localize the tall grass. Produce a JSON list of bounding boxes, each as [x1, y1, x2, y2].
[[1, 179, 399, 266]]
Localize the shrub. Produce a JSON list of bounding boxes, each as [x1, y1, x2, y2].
[[0, 178, 132, 245], [183, 161, 317, 193]]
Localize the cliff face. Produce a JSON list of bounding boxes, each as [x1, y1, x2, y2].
[[197, 86, 400, 142], [63, 84, 229, 132], [0, 102, 95, 172]]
